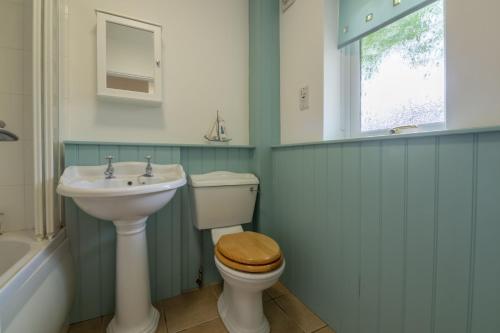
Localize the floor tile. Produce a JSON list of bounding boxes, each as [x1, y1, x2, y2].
[[264, 300, 303, 333], [156, 311, 168, 333], [275, 294, 326, 333], [212, 281, 271, 302], [314, 326, 336, 333], [69, 285, 331, 333], [263, 290, 272, 302], [209, 282, 223, 298], [101, 315, 112, 330], [179, 318, 229, 333], [101, 306, 167, 333], [67, 318, 102, 333], [265, 281, 290, 299], [161, 287, 219, 333]]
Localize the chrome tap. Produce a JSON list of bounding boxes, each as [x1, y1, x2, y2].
[[143, 156, 153, 177], [104, 155, 115, 179]]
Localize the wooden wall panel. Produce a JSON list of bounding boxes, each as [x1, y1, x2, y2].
[[64, 144, 253, 323], [359, 141, 382, 333], [340, 143, 362, 333], [472, 132, 500, 332], [271, 131, 500, 333], [434, 135, 474, 333], [379, 141, 406, 333], [404, 137, 437, 333]]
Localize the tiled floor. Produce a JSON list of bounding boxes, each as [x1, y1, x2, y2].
[[68, 282, 335, 333]]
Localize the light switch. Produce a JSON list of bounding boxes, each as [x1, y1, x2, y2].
[[299, 86, 310, 111]]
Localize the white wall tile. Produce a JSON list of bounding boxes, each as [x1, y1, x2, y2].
[[23, 184, 34, 229], [7, 0, 27, 4], [22, 94, 33, 140], [0, 0, 33, 233], [23, 139, 34, 185], [0, 185, 25, 232], [23, 0, 32, 51], [0, 93, 23, 138], [0, 141, 24, 186], [0, 48, 24, 94], [22, 50, 32, 95], [0, 1, 24, 49]]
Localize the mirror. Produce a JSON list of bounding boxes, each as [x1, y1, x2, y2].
[[106, 22, 154, 93], [97, 12, 162, 104]]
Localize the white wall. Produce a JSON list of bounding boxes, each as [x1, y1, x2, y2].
[[446, 0, 500, 129], [323, 0, 341, 141], [280, 0, 340, 144], [0, 0, 34, 232], [280, 0, 324, 144], [63, 0, 249, 145], [280, 0, 500, 144]]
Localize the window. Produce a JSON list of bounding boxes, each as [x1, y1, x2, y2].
[[349, 0, 445, 136]]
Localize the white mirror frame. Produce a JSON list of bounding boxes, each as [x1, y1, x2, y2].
[[96, 11, 163, 105]]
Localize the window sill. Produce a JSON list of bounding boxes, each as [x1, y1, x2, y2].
[[354, 122, 445, 138], [272, 125, 500, 149]]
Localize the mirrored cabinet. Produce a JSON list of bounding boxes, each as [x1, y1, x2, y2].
[[96, 11, 162, 104]]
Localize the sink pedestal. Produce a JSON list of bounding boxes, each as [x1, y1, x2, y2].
[[106, 218, 159, 333], [57, 162, 186, 333]]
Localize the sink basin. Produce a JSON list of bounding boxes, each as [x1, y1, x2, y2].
[[57, 162, 186, 221], [57, 161, 186, 333]]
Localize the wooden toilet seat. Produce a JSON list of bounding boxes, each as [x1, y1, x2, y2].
[[215, 231, 283, 273]]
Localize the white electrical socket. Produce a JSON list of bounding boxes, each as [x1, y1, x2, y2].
[[299, 86, 309, 111]]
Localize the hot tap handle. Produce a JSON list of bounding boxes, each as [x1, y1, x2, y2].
[[144, 156, 153, 177]]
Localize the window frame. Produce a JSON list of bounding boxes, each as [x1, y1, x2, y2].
[[343, 3, 446, 138]]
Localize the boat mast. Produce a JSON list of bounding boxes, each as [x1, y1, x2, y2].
[[216, 110, 220, 141]]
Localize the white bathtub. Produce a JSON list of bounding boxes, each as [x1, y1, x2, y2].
[[0, 230, 74, 333]]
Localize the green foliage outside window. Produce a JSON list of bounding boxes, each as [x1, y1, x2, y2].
[[361, 0, 444, 80]]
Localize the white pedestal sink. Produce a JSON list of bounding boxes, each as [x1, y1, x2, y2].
[[57, 162, 186, 333]]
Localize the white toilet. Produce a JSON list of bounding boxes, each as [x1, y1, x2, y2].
[[189, 171, 285, 333]]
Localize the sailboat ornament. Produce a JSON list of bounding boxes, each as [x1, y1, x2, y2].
[[204, 110, 232, 143]]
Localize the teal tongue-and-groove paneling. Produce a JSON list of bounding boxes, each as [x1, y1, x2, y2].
[[271, 132, 500, 333], [249, 0, 280, 232], [64, 143, 254, 323]]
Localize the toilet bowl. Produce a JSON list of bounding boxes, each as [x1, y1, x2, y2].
[[215, 254, 285, 333], [213, 228, 285, 333], [189, 172, 285, 333]]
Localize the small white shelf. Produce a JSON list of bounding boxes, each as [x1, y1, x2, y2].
[[106, 70, 154, 82]]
